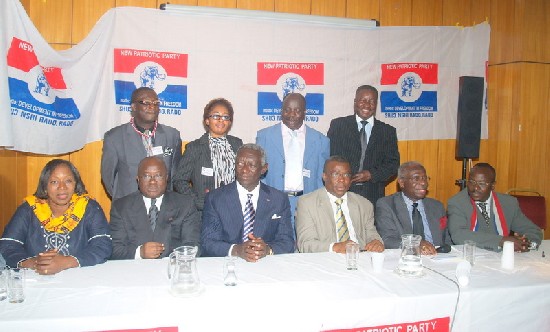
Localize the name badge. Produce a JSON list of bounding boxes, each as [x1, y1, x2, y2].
[[201, 167, 214, 176], [152, 146, 164, 156], [303, 169, 311, 178]]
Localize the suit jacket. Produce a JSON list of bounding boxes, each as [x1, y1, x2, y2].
[[200, 182, 294, 257], [256, 123, 330, 194], [447, 189, 542, 251], [327, 116, 399, 205], [109, 190, 201, 259], [375, 192, 447, 249], [295, 188, 382, 253], [173, 133, 242, 211], [101, 123, 182, 200]]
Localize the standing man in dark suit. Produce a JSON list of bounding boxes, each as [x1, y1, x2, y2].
[[448, 163, 542, 252], [256, 93, 330, 233], [101, 87, 182, 200], [295, 156, 384, 253], [201, 144, 294, 261], [327, 85, 399, 205], [375, 161, 447, 254], [109, 157, 201, 260]]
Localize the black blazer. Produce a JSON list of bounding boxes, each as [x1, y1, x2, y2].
[[109, 190, 201, 259], [327, 115, 399, 205], [173, 133, 243, 210]]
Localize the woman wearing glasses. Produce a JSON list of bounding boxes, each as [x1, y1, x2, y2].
[[173, 98, 243, 211], [0, 159, 112, 274]]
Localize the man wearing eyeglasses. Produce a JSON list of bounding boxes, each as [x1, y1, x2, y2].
[[109, 157, 201, 259], [447, 163, 542, 252], [256, 93, 329, 237], [101, 87, 182, 200], [375, 161, 448, 254], [295, 156, 384, 253]]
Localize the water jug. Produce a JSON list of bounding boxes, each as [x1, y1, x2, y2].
[[396, 234, 423, 277], [167, 246, 202, 297]]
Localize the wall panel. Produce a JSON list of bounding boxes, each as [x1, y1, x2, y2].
[[28, 0, 72, 44], [345, 0, 379, 21], [275, 0, 311, 15], [441, 0, 470, 26], [311, 0, 346, 18], [411, 0, 442, 26], [379, 0, 412, 26], [72, 0, 115, 44], [115, 0, 157, 8], [198, 0, 236, 8], [237, 0, 274, 11]]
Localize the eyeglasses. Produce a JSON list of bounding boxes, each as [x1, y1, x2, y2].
[[404, 175, 430, 183], [329, 172, 352, 179], [140, 174, 165, 181], [467, 179, 492, 189], [137, 100, 161, 107], [209, 114, 231, 121]]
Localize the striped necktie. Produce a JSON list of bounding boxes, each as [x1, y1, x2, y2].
[[477, 202, 490, 227], [242, 193, 255, 242], [335, 198, 350, 242]]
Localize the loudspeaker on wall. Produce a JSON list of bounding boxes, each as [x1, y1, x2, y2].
[[456, 76, 484, 159]]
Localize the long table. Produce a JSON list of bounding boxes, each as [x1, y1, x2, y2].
[[1, 241, 549, 332]]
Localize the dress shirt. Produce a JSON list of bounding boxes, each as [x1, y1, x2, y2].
[[325, 190, 358, 252], [355, 114, 373, 144], [229, 182, 261, 256], [281, 123, 305, 191], [135, 194, 164, 259], [401, 193, 433, 244]]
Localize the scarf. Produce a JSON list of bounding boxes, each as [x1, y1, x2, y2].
[[130, 117, 158, 156], [469, 191, 508, 235], [26, 194, 90, 234], [209, 135, 236, 188]]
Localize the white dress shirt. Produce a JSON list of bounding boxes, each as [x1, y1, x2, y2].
[[325, 190, 358, 252], [282, 122, 305, 191], [135, 194, 164, 259], [229, 182, 261, 256]]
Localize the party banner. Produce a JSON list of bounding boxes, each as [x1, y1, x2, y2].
[[0, 0, 489, 154]]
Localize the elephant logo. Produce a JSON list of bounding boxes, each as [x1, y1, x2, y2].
[[140, 65, 166, 89], [401, 75, 421, 97], [34, 73, 50, 96], [282, 77, 305, 98]]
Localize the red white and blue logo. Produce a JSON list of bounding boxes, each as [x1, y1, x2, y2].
[[7, 37, 79, 125], [114, 49, 188, 115], [380, 63, 438, 117], [257, 62, 324, 120]]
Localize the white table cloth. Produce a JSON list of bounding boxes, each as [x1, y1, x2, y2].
[[1, 241, 549, 332]]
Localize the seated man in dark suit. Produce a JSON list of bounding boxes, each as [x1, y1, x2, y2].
[[375, 161, 447, 255], [295, 156, 384, 253], [109, 156, 201, 259], [201, 144, 294, 261], [448, 163, 542, 252]]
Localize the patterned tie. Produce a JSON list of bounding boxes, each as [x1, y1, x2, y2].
[[149, 198, 158, 231], [142, 129, 154, 157], [358, 120, 368, 171], [335, 198, 350, 242], [412, 202, 424, 239], [242, 194, 255, 242], [477, 202, 490, 227]]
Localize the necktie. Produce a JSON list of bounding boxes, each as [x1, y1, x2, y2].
[[358, 120, 368, 171], [149, 198, 158, 231], [335, 198, 350, 242], [412, 202, 424, 239], [285, 130, 302, 189], [477, 202, 490, 227], [142, 129, 153, 156], [242, 193, 255, 242]]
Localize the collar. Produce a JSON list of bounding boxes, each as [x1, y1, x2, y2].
[[401, 192, 423, 209], [281, 122, 305, 135], [236, 181, 261, 196], [355, 114, 374, 125], [325, 189, 348, 203]]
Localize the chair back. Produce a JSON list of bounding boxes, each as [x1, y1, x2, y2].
[[506, 189, 547, 230]]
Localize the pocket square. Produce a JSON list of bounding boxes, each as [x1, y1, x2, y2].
[[271, 214, 282, 220]]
